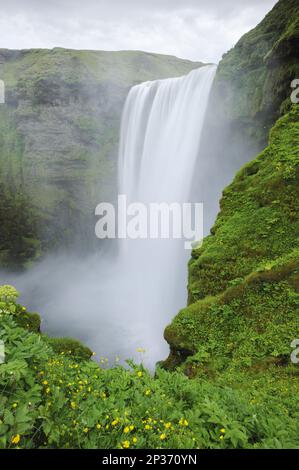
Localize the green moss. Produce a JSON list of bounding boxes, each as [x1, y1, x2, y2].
[[189, 106, 299, 302], [44, 336, 93, 361], [14, 310, 41, 333]]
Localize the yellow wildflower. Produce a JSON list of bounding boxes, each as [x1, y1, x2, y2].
[[11, 434, 20, 445], [12, 403, 18, 409], [179, 418, 188, 426], [164, 422, 171, 429], [70, 401, 76, 409], [123, 426, 130, 434], [220, 435, 224, 440], [160, 433, 166, 440], [96, 424, 101, 429], [42, 380, 48, 385], [137, 371, 143, 378], [122, 440, 130, 448], [83, 428, 89, 433], [132, 437, 137, 444], [220, 428, 226, 434], [145, 389, 151, 396]]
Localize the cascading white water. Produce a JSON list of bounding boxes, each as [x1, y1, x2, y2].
[[115, 65, 217, 366]]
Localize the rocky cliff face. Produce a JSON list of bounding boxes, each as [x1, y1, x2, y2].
[[213, 0, 299, 148], [0, 48, 202, 268]]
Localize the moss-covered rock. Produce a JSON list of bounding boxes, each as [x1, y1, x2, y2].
[[190, 0, 299, 235], [43, 336, 93, 361], [164, 106, 299, 372], [14, 309, 41, 333], [214, 0, 299, 148]]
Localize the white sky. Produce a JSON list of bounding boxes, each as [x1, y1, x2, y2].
[[0, 0, 278, 63]]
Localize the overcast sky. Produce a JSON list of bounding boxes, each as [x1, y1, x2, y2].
[[1, 0, 278, 63]]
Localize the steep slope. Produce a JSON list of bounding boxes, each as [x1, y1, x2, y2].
[[214, 0, 299, 148], [164, 105, 299, 371], [195, 0, 299, 235], [164, 0, 299, 371], [0, 49, 202, 268]]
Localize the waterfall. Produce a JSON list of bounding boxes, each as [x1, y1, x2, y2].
[[115, 65, 216, 366], [9, 65, 216, 370]]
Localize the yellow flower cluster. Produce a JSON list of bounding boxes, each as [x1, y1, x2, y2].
[[123, 425, 134, 433], [179, 418, 189, 427]]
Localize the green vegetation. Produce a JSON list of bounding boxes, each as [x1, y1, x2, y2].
[[0, 285, 298, 449]]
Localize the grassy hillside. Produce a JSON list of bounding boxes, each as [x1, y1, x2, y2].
[[0, 49, 202, 268]]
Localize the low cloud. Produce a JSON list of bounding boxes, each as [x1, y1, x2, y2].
[[0, 0, 277, 62]]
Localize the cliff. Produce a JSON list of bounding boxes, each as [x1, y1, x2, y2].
[[164, 0, 299, 371], [214, 0, 299, 148], [0, 49, 202, 268], [164, 103, 299, 371], [194, 0, 299, 237]]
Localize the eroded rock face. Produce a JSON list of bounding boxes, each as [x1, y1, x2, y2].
[[0, 48, 202, 268]]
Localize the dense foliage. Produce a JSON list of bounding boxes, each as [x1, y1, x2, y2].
[[0, 285, 298, 449]]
